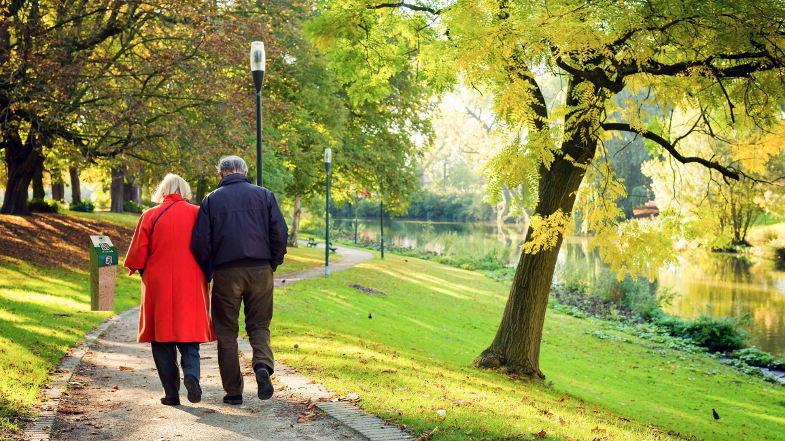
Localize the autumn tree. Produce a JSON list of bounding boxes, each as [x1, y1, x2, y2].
[[309, 0, 785, 377]]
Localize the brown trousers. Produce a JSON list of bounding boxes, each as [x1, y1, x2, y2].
[[212, 265, 274, 396]]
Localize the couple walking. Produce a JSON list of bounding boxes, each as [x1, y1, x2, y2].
[[124, 156, 288, 406]]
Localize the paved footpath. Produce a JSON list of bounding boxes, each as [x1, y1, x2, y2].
[[25, 244, 408, 441]]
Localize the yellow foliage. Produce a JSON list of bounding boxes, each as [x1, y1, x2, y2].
[[522, 209, 572, 254]]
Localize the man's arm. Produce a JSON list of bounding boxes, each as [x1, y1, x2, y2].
[[191, 197, 214, 281], [267, 191, 288, 272]]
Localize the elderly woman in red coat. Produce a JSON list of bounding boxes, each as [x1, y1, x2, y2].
[[124, 174, 216, 406]]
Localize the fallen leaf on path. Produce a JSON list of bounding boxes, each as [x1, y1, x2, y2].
[[297, 411, 317, 423], [306, 380, 316, 384], [119, 366, 134, 371], [275, 386, 286, 391], [201, 410, 215, 414], [112, 385, 119, 390]]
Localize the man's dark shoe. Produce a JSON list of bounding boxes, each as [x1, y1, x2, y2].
[[160, 396, 180, 406], [255, 366, 274, 400], [223, 394, 243, 405], [184, 375, 202, 403]]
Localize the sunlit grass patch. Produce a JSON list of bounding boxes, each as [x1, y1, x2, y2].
[[277, 246, 338, 275], [64, 210, 141, 229], [0, 260, 140, 431], [269, 252, 785, 441]]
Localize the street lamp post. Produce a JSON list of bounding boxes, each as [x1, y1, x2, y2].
[[380, 197, 384, 260], [354, 192, 359, 245], [325, 148, 332, 278], [250, 41, 266, 187]]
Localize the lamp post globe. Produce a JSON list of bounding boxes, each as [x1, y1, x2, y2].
[[250, 41, 266, 187], [325, 148, 332, 278]]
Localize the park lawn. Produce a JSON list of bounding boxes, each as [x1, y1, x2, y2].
[[0, 258, 140, 434], [277, 245, 337, 274], [64, 210, 142, 229], [268, 252, 785, 441]]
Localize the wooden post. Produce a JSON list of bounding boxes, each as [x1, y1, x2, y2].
[[89, 236, 118, 311]]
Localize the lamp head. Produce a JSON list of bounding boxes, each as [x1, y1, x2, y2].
[[250, 41, 265, 72], [250, 41, 266, 92], [324, 148, 332, 164]]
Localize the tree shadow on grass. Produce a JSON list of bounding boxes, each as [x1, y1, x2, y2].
[[0, 213, 134, 271]]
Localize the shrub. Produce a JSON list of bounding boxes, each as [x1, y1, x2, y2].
[[27, 198, 60, 213], [655, 314, 750, 352], [123, 200, 144, 213], [731, 348, 785, 369], [69, 199, 95, 213]]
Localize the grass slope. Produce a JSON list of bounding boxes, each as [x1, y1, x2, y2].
[[269, 252, 785, 441], [0, 212, 325, 437]]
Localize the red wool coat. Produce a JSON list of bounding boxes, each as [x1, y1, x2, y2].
[[124, 194, 216, 343]]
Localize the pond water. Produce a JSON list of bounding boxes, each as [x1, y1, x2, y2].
[[334, 218, 785, 358]]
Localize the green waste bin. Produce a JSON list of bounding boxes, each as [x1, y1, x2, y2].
[[89, 235, 118, 311]]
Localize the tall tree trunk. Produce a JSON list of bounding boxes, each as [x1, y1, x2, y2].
[[123, 176, 133, 202], [472, 79, 598, 378], [51, 169, 65, 201], [110, 168, 124, 213], [69, 167, 81, 205], [1, 129, 43, 215], [195, 177, 206, 205], [32, 161, 45, 199], [287, 194, 302, 247]]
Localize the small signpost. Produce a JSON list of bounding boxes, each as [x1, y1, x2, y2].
[[89, 235, 118, 311]]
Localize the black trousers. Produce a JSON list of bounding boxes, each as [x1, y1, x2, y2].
[[151, 341, 200, 399]]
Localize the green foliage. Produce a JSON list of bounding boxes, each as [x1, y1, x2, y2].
[[557, 253, 673, 320], [27, 198, 60, 213], [655, 314, 750, 353], [331, 190, 495, 221], [730, 348, 785, 370], [122, 201, 143, 214], [69, 199, 95, 213]]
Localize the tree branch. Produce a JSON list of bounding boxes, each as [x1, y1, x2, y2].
[[602, 122, 740, 180], [367, 2, 441, 14]]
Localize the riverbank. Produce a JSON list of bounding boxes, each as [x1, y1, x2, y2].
[[267, 251, 785, 440]]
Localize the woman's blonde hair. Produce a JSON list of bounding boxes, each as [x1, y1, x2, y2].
[[151, 174, 192, 203]]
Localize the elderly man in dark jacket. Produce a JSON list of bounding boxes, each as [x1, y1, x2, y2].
[[191, 155, 287, 405]]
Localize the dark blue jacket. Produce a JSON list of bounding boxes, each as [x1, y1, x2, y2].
[[191, 173, 287, 279]]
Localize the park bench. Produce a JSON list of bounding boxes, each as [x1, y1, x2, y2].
[[306, 238, 317, 247], [328, 242, 337, 253]]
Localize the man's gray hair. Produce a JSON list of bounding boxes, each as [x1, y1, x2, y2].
[[217, 155, 248, 175]]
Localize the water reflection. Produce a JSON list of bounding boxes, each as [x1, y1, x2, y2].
[[659, 254, 785, 358], [334, 219, 785, 358]]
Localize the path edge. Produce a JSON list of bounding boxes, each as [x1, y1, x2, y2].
[[22, 307, 140, 441]]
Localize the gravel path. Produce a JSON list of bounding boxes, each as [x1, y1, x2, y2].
[[47, 244, 375, 441]]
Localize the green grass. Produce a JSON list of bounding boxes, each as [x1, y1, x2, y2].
[[0, 258, 140, 431], [267, 252, 785, 441], [64, 210, 141, 229], [278, 245, 338, 274]]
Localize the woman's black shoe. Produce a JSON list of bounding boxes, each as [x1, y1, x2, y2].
[[223, 394, 243, 405], [160, 396, 180, 406], [184, 375, 202, 403]]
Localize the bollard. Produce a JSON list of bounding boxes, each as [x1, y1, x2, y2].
[[89, 235, 118, 311]]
